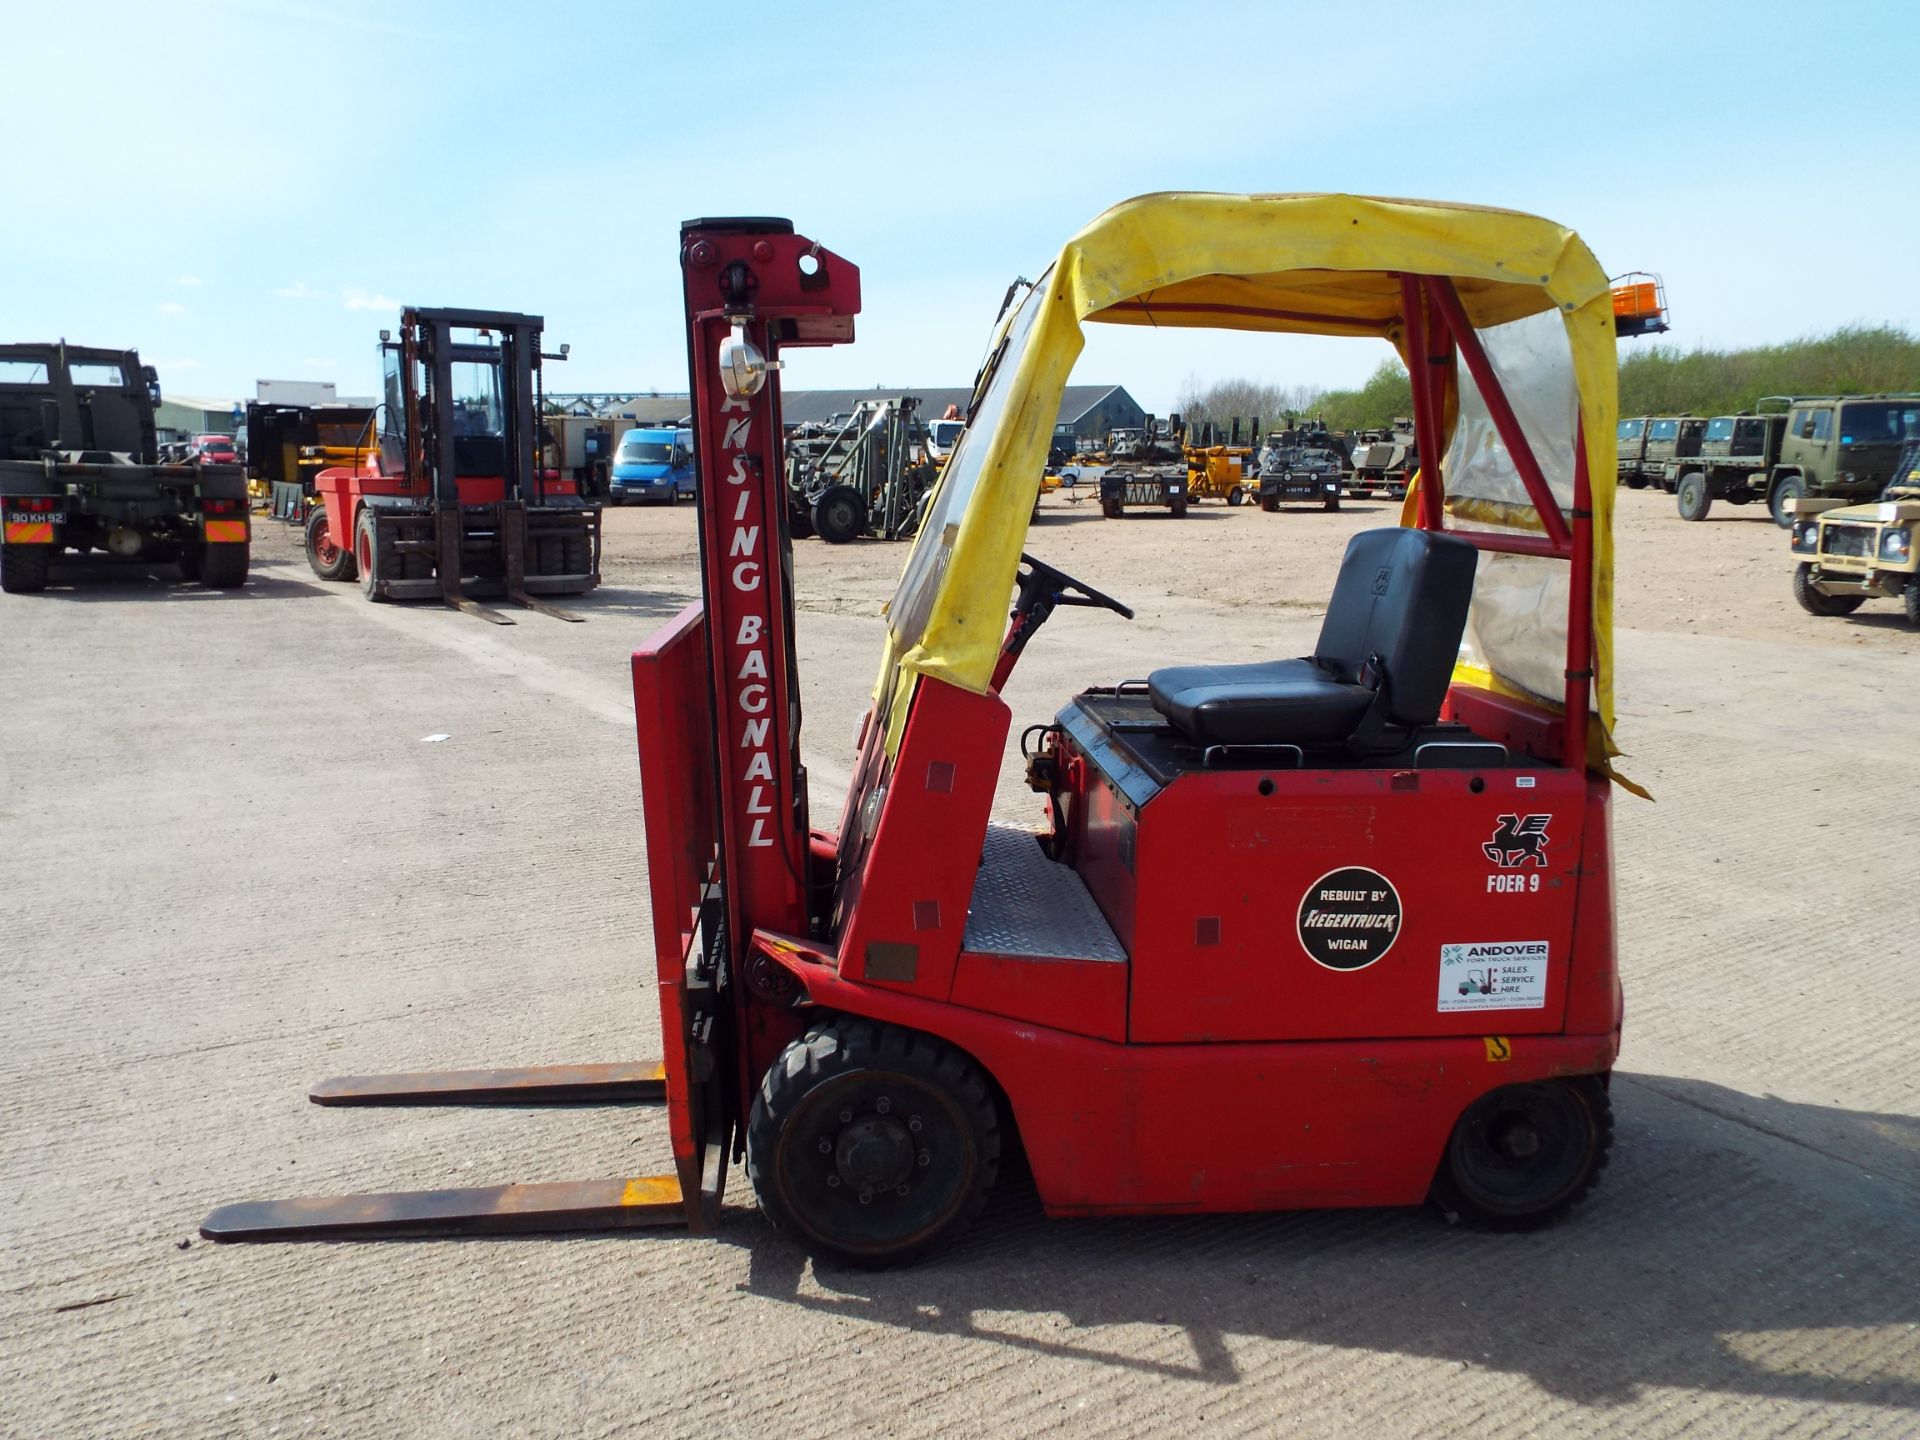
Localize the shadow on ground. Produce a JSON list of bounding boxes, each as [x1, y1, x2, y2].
[[725, 1074, 1920, 1411]]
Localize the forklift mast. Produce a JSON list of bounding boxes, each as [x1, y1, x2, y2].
[[388, 307, 548, 507], [677, 220, 861, 983]]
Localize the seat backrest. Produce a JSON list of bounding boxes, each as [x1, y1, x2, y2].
[[1314, 528, 1479, 727]]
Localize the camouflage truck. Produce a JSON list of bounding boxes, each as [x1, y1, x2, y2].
[[1615, 415, 1703, 489], [1, 343, 249, 593], [1787, 440, 1920, 626], [1346, 419, 1414, 498], [1669, 396, 1920, 526]]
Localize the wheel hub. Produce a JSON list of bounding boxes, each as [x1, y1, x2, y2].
[[834, 1115, 915, 1193]]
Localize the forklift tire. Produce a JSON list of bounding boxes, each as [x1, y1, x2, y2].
[[561, 534, 591, 577], [356, 512, 389, 602], [195, 542, 250, 588], [812, 485, 866, 545], [1227, 487, 1246, 507], [1792, 563, 1865, 617], [1768, 475, 1804, 528], [305, 508, 356, 582], [0, 542, 50, 594], [1674, 471, 1711, 522], [1432, 1076, 1611, 1232], [747, 1017, 1000, 1269]]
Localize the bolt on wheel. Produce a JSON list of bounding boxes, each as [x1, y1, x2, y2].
[[747, 1018, 999, 1267]]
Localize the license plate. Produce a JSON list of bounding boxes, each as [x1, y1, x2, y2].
[[6, 509, 63, 524]]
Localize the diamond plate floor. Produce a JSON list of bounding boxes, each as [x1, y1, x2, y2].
[[961, 825, 1127, 962]]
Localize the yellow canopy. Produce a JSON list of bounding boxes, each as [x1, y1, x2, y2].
[[880, 192, 1620, 768]]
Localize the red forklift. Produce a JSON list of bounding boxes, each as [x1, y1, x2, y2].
[[206, 197, 1628, 1266], [303, 306, 600, 622]]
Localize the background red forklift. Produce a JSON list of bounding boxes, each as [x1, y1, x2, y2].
[[303, 306, 600, 623], [206, 197, 1628, 1267]]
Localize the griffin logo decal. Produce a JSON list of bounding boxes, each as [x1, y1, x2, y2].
[[1483, 814, 1550, 868]]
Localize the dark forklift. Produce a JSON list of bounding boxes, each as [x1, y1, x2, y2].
[[1, 342, 249, 593], [304, 307, 599, 623]]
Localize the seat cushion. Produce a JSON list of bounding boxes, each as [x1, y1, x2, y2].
[[1315, 527, 1479, 726], [1148, 658, 1376, 746]]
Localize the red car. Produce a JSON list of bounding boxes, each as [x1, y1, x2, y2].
[[191, 433, 239, 465]]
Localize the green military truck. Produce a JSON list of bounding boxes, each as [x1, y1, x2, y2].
[[1615, 415, 1703, 489], [1, 342, 249, 593], [1787, 440, 1920, 626], [1669, 395, 1920, 526]]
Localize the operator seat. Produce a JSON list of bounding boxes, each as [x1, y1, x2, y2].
[[1148, 527, 1479, 750]]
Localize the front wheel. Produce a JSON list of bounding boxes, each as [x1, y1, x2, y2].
[[1432, 1077, 1612, 1231], [812, 485, 867, 544], [1226, 487, 1246, 507], [1905, 581, 1920, 629], [1769, 475, 1805, 528], [1793, 562, 1865, 617], [1675, 471, 1711, 521], [747, 1018, 1000, 1268], [356, 511, 387, 602]]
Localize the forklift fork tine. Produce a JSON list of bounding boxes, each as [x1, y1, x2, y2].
[[507, 590, 586, 623], [310, 1060, 668, 1107], [200, 1174, 688, 1242]]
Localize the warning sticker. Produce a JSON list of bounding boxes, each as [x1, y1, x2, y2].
[[1438, 940, 1549, 1012]]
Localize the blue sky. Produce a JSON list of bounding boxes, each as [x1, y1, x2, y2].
[[8, 0, 1917, 409]]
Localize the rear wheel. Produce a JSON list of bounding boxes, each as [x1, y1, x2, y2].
[[1793, 562, 1865, 616], [1675, 471, 1711, 521], [0, 543, 50, 594], [747, 1018, 1000, 1268], [812, 485, 866, 544], [1226, 486, 1246, 507], [1433, 1077, 1611, 1231], [1905, 581, 1920, 629], [1769, 475, 1804, 528], [305, 507, 356, 581], [196, 542, 249, 588]]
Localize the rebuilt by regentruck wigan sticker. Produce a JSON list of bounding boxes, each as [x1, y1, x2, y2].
[[1297, 867, 1402, 971]]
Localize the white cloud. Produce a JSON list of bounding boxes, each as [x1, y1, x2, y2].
[[276, 280, 320, 300], [342, 288, 400, 312], [156, 301, 187, 315], [177, 274, 202, 288]]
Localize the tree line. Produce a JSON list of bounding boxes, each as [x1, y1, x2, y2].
[[1175, 324, 1920, 435]]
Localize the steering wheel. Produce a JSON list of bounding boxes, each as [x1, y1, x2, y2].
[[1016, 552, 1135, 620]]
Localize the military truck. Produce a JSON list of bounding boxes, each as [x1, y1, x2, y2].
[[1, 342, 249, 593], [1787, 443, 1920, 626], [1254, 425, 1347, 511], [1666, 413, 1786, 522], [1616, 415, 1703, 489], [1669, 396, 1920, 525]]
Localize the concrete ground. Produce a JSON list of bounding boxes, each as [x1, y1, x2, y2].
[[2, 486, 1916, 1438]]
